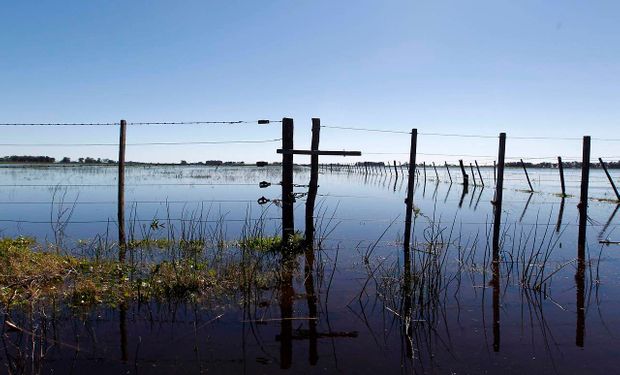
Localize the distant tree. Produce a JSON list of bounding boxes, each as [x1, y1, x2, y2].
[[60, 157, 71, 163], [180, 160, 188, 165]]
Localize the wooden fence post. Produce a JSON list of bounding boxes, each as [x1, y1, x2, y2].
[[305, 118, 320, 245], [445, 161, 452, 183], [282, 118, 295, 245], [599, 157, 620, 201], [475, 160, 484, 187], [432, 162, 439, 181], [393, 160, 399, 178], [558, 156, 566, 197], [458, 160, 469, 187], [469, 163, 477, 186], [576, 135, 590, 348], [404, 129, 418, 250], [118, 119, 127, 262], [492, 132, 506, 257], [520, 159, 534, 192], [422, 162, 427, 183]]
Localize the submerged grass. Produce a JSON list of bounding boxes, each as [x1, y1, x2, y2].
[[0, 235, 289, 310]]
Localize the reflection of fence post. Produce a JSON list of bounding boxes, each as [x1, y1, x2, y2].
[[458, 160, 469, 187], [305, 118, 320, 245], [118, 119, 127, 262], [492, 133, 506, 256], [558, 156, 566, 197], [282, 118, 295, 245], [599, 157, 620, 201], [404, 129, 418, 249], [520, 159, 534, 192]]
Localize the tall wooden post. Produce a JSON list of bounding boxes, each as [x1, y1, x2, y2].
[[599, 157, 620, 201], [459, 160, 469, 187], [393, 160, 399, 178], [422, 162, 427, 183], [118, 119, 127, 262], [404, 129, 418, 250], [520, 159, 534, 192], [282, 118, 295, 245], [576, 135, 590, 347], [558, 156, 566, 197], [305, 118, 320, 245], [492, 133, 506, 257]]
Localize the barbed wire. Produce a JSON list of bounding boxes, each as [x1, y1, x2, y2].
[[0, 119, 279, 127], [321, 125, 620, 142], [0, 138, 282, 147]]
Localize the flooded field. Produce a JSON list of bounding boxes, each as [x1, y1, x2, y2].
[[1, 164, 619, 374]]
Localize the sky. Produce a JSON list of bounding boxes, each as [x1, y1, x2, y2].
[[1, 0, 619, 164]]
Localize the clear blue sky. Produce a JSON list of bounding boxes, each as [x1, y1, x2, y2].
[[1, 0, 619, 164]]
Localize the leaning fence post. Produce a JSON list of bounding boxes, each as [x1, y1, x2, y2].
[[492, 132, 506, 258], [404, 129, 418, 249], [475, 160, 484, 187], [432, 162, 439, 181], [470, 163, 477, 186], [558, 156, 566, 197], [118, 119, 127, 262], [445, 161, 452, 183], [459, 160, 469, 187], [282, 118, 295, 245], [599, 157, 620, 201], [520, 159, 534, 192]]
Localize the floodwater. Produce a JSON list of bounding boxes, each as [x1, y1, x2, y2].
[[1, 164, 619, 374]]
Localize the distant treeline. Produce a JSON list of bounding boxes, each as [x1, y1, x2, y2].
[[0, 156, 264, 166]]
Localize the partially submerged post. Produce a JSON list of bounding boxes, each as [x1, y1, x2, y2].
[[118, 119, 127, 262], [445, 161, 452, 183], [432, 162, 439, 181], [404, 129, 418, 250], [492, 133, 506, 256], [475, 160, 484, 187], [520, 159, 534, 192], [393, 160, 399, 178], [558, 156, 566, 197], [305, 118, 320, 246], [422, 162, 427, 184], [469, 163, 477, 186], [599, 157, 620, 201], [281, 118, 295, 245], [576, 135, 590, 348], [458, 160, 469, 187]]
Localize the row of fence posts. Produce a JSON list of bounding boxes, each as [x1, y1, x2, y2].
[[106, 118, 609, 361]]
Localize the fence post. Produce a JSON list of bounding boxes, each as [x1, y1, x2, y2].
[[475, 160, 484, 187], [599, 157, 620, 201], [445, 161, 452, 183], [404, 129, 418, 250], [305, 118, 320, 246], [459, 160, 469, 187], [282, 118, 295, 245], [118, 119, 127, 262], [469, 163, 477, 186], [520, 159, 534, 192], [422, 162, 427, 184], [393, 160, 399, 178], [432, 162, 439, 181], [492, 132, 506, 256], [576, 135, 590, 348], [558, 156, 566, 197]]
